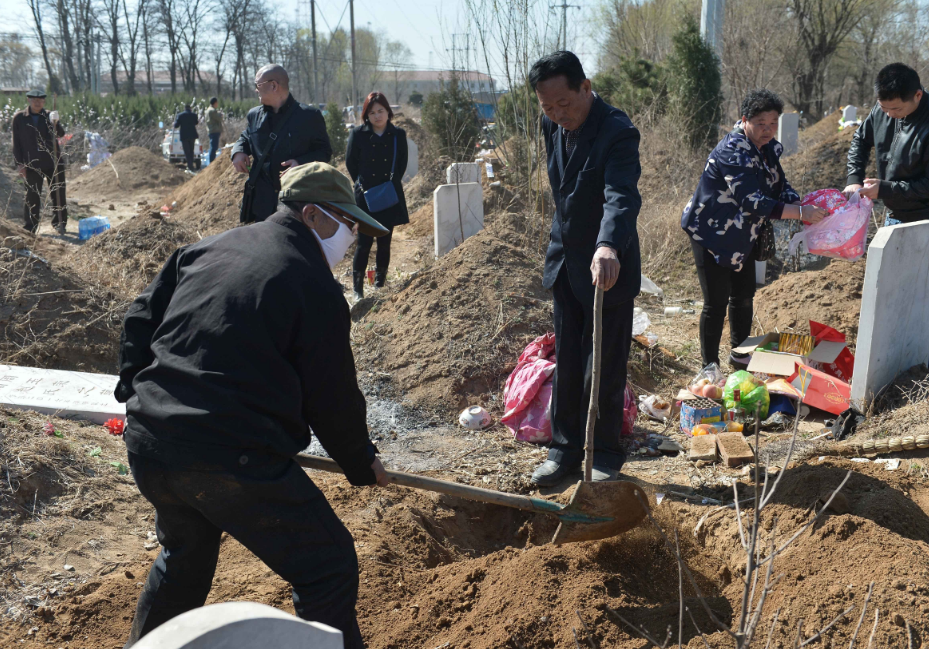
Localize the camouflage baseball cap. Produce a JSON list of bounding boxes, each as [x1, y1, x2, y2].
[[279, 162, 389, 237]]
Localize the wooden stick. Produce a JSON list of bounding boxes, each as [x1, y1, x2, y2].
[[585, 286, 604, 482]]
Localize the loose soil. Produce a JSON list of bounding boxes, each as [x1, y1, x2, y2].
[[164, 153, 244, 237], [754, 259, 866, 341], [781, 125, 877, 197], [68, 147, 187, 200]]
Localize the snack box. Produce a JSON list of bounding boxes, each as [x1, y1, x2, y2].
[[681, 397, 724, 435]]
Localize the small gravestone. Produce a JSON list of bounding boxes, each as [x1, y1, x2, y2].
[[0, 364, 123, 424], [842, 106, 858, 123], [446, 163, 480, 184], [402, 138, 419, 184], [132, 602, 343, 649], [851, 221, 929, 406], [778, 113, 799, 157], [433, 183, 484, 257]]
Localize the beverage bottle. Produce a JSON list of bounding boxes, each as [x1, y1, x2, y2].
[[727, 389, 746, 426]]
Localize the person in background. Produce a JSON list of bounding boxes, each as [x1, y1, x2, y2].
[[232, 64, 332, 223], [174, 104, 200, 173], [205, 97, 224, 163], [681, 89, 826, 370], [11, 89, 68, 235], [528, 51, 641, 486], [845, 63, 929, 226], [345, 91, 409, 300]]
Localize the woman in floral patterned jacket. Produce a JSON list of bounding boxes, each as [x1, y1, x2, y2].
[[680, 89, 826, 368]]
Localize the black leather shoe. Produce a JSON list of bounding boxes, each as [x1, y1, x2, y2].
[[530, 460, 578, 487], [374, 268, 387, 289], [352, 271, 365, 301]]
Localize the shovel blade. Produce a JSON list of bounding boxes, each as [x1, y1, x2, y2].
[[552, 480, 649, 545]]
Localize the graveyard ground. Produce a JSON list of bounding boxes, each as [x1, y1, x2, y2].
[[1, 122, 929, 648]]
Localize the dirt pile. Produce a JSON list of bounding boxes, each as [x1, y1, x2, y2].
[[165, 154, 243, 237], [0, 249, 123, 373], [781, 125, 876, 197], [0, 163, 24, 221], [754, 259, 865, 341], [68, 147, 187, 199], [354, 227, 552, 416], [65, 214, 197, 298]]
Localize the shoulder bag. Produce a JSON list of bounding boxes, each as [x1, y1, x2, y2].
[[239, 102, 298, 223], [362, 135, 399, 213]]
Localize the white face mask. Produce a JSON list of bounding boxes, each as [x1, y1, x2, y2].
[[309, 205, 355, 271]]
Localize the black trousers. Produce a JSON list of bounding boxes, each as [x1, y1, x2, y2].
[[181, 138, 196, 170], [549, 266, 634, 470], [352, 228, 393, 274], [23, 166, 67, 233], [124, 452, 363, 649], [690, 239, 756, 367]]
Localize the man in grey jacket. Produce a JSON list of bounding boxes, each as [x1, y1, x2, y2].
[[845, 63, 929, 225]]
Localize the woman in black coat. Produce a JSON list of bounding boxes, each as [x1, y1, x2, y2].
[[346, 91, 410, 299]]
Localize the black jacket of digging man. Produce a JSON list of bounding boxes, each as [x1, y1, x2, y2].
[[542, 93, 642, 471], [232, 94, 332, 222], [114, 205, 375, 649]]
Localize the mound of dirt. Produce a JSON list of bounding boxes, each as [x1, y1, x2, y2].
[[0, 250, 123, 373], [781, 126, 876, 197], [800, 111, 842, 147], [165, 154, 243, 237], [354, 228, 552, 416], [69, 147, 187, 199], [65, 214, 197, 298], [754, 259, 865, 341]]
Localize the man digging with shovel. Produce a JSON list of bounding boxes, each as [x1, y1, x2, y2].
[[115, 163, 389, 649]]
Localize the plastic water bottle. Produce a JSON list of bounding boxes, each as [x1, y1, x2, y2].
[[632, 307, 651, 336], [78, 216, 111, 241]]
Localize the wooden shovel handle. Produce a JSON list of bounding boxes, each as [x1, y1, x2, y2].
[[295, 454, 564, 516], [584, 285, 604, 482]]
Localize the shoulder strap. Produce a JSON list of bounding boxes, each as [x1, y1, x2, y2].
[[389, 134, 398, 180], [247, 101, 299, 187]]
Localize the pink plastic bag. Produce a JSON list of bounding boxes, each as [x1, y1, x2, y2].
[[502, 333, 638, 444], [790, 191, 872, 261], [800, 188, 847, 215], [502, 334, 556, 443]]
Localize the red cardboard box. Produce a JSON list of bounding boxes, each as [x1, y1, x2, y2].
[[790, 364, 851, 415]]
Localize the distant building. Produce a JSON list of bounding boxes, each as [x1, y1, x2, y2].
[[380, 70, 496, 104], [98, 70, 219, 95]]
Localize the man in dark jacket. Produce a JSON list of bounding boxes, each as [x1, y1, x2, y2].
[[528, 51, 642, 486], [116, 162, 390, 648], [232, 64, 332, 223], [11, 89, 68, 234], [173, 104, 200, 172], [845, 63, 929, 224]]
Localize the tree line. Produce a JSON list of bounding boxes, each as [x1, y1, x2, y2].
[[15, 0, 412, 106]]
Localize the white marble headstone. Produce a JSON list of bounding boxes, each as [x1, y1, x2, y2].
[[851, 222, 929, 407], [434, 183, 484, 257], [0, 364, 123, 424], [402, 138, 419, 184], [132, 602, 343, 649], [842, 105, 858, 122], [446, 163, 480, 184], [778, 113, 799, 157]]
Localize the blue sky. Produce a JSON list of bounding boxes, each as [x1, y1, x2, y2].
[[0, 0, 601, 83]]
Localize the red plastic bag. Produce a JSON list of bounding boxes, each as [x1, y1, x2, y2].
[[809, 321, 855, 382], [791, 191, 872, 261], [800, 189, 847, 216]]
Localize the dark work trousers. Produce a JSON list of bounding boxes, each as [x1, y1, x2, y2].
[[23, 166, 68, 233], [124, 452, 364, 649], [353, 228, 394, 276], [549, 266, 634, 471], [691, 238, 756, 367], [208, 133, 221, 163], [181, 138, 196, 170]]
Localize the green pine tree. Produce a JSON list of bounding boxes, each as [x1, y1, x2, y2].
[[324, 102, 348, 160]]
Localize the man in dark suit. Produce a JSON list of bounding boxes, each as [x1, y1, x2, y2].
[[528, 51, 642, 486], [173, 104, 200, 172], [232, 64, 333, 223]]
